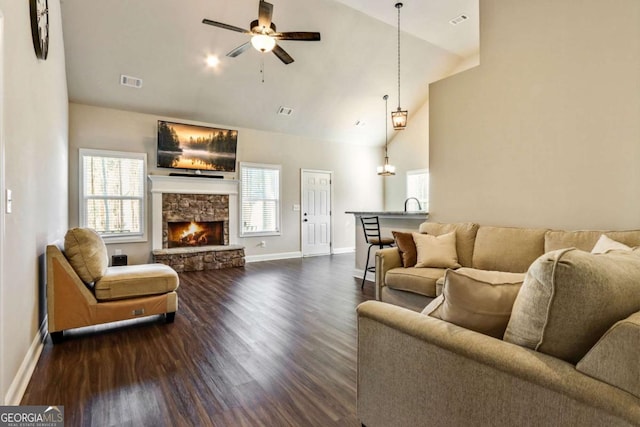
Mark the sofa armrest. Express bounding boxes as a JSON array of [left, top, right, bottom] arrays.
[[577, 311, 640, 399], [357, 301, 640, 427], [374, 248, 402, 300]]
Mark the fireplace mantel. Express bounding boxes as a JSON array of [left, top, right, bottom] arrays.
[[148, 175, 239, 251]]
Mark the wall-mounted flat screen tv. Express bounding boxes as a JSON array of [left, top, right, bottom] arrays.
[[157, 120, 238, 172]]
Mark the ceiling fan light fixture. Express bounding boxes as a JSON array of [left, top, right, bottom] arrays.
[[251, 34, 276, 52]]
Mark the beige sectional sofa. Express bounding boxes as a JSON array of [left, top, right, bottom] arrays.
[[359, 222, 640, 426], [375, 222, 640, 311]]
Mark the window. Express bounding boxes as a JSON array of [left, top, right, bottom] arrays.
[[79, 149, 147, 243], [406, 169, 429, 211], [239, 162, 281, 237]]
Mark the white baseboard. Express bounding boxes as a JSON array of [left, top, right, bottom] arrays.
[[332, 247, 355, 254], [5, 317, 47, 405], [245, 251, 303, 263]]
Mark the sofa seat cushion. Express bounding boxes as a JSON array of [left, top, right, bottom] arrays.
[[504, 248, 640, 364], [64, 228, 109, 284], [385, 267, 445, 298], [94, 264, 179, 301], [423, 268, 525, 338]]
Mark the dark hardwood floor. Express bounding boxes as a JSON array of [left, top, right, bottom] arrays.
[[22, 254, 374, 426]]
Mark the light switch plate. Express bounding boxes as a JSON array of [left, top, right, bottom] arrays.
[[293, 204, 300, 211]]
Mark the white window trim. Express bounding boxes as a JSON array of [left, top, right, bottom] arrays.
[[79, 148, 148, 244], [406, 168, 429, 211], [239, 162, 282, 238]]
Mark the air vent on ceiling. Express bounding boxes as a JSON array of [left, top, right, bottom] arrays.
[[277, 106, 294, 116], [449, 14, 469, 26], [120, 74, 143, 89]]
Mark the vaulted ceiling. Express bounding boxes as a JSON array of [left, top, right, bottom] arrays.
[[60, 0, 478, 146]]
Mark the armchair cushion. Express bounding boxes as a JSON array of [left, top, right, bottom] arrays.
[[94, 264, 179, 301], [504, 248, 640, 363], [64, 227, 108, 284], [423, 268, 525, 338]]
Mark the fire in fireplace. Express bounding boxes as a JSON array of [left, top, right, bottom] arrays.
[[167, 221, 224, 248]]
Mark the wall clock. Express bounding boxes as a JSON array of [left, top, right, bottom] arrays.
[[30, 0, 49, 60]]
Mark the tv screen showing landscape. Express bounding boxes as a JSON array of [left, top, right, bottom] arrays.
[[157, 121, 238, 172]]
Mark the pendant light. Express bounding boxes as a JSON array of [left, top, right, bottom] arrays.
[[391, 2, 408, 130], [377, 95, 396, 176]]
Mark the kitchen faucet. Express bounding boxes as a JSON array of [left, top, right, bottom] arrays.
[[404, 197, 422, 212]]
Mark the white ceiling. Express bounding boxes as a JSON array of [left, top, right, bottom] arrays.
[[60, 0, 478, 146]]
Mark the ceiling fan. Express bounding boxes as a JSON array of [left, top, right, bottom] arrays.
[[202, 0, 321, 65]]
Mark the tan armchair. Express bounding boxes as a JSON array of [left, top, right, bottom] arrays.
[[46, 228, 179, 343]]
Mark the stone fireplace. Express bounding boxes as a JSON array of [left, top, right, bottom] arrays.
[[148, 175, 245, 272]]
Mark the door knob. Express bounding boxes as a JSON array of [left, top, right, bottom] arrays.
[[303, 219, 308, 222]]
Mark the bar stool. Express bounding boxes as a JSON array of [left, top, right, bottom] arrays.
[[361, 216, 395, 289]]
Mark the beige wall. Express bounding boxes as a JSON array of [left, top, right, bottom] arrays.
[[69, 103, 383, 264], [429, 0, 640, 230], [0, 1, 69, 403], [383, 100, 430, 211]]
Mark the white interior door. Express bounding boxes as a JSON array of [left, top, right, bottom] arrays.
[[301, 170, 332, 256]]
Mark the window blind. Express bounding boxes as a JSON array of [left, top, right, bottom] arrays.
[[80, 150, 146, 239], [240, 163, 281, 235]]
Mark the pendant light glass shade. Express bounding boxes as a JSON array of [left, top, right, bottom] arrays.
[[378, 95, 396, 176], [392, 2, 408, 130]]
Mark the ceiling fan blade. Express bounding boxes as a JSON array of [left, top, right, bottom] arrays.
[[202, 19, 250, 34], [227, 42, 252, 58], [258, 1, 274, 30], [272, 44, 294, 65], [273, 32, 321, 41]]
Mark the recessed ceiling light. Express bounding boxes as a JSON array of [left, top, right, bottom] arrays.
[[449, 14, 469, 26], [206, 55, 220, 68]]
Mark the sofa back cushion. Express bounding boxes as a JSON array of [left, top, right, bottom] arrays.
[[472, 226, 547, 273], [417, 222, 479, 267], [504, 248, 640, 364], [64, 227, 109, 284], [545, 229, 640, 253]]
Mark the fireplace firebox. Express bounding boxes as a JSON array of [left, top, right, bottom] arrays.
[[167, 221, 224, 248]]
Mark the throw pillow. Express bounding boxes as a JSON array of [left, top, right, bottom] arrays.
[[412, 231, 461, 269], [392, 231, 418, 267], [504, 248, 640, 364], [591, 234, 632, 254], [64, 227, 109, 284], [423, 268, 525, 338]]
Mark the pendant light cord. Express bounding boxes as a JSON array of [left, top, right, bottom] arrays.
[[384, 94, 389, 155], [396, 3, 402, 110]]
